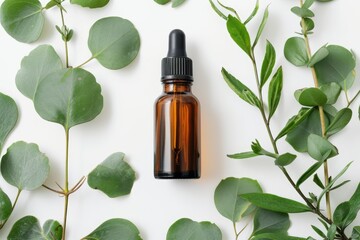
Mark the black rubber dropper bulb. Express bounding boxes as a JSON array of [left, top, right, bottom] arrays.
[[161, 29, 193, 81]]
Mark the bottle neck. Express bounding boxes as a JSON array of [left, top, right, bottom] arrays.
[[163, 81, 192, 93]]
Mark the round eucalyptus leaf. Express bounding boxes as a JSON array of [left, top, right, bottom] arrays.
[[166, 218, 222, 240], [284, 37, 309, 66], [8, 216, 62, 240], [214, 177, 262, 222], [83, 219, 142, 240], [252, 208, 290, 236], [70, 0, 110, 8], [294, 88, 328, 106], [16, 45, 63, 100], [0, 188, 12, 225], [0, 92, 18, 154], [88, 152, 136, 198], [88, 17, 140, 70], [314, 45, 356, 89], [154, 0, 170, 5], [319, 83, 341, 105], [1, 141, 50, 191], [34, 68, 103, 129], [0, 0, 44, 43]]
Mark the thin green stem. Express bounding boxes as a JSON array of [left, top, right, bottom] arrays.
[[0, 190, 22, 230], [63, 128, 70, 240], [347, 90, 360, 108], [233, 222, 240, 240], [76, 56, 95, 68], [59, 7, 69, 68]]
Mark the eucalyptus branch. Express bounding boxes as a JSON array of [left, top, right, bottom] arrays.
[[63, 128, 70, 240], [76, 56, 95, 68], [347, 90, 360, 107], [299, 0, 332, 221], [0, 190, 21, 230]]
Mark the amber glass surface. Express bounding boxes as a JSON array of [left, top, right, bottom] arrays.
[[154, 81, 201, 179]]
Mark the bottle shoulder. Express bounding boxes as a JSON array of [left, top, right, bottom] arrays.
[[155, 92, 200, 105]]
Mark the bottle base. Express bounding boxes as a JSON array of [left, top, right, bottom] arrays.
[[154, 171, 200, 179]]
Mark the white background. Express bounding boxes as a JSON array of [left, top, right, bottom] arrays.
[[1, 0, 360, 239]]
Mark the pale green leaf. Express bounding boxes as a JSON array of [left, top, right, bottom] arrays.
[[252, 208, 290, 236], [0, 188, 12, 226], [0, 92, 18, 154], [276, 108, 312, 140], [0, 0, 44, 43], [319, 83, 341, 105], [307, 134, 338, 161], [260, 40, 276, 88], [291, 6, 315, 18], [226, 15, 251, 57], [268, 67, 283, 119], [172, 0, 186, 8], [227, 152, 258, 159], [70, 0, 110, 8], [294, 88, 327, 106], [275, 153, 296, 167], [325, 108, 352, 136], [284, 37, 309, 66], [88, 152, 136, 198], [253, 5, 269, 48], [166, 218, 222, 240], [88, 17, 140, 70], [34, 68, 103, 130], [308, 46, 329, 67]]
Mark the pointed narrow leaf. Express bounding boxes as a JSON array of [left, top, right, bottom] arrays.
[[352, 226, 360, 240], [214, 177, 262, 222], [166, 218, 222, 240], [276, 108, 312, 140], [297, 161, 323, 187], [252, 208, 290, 235], [88, 17, 140, 70], [88, 152, 136, 198], [275, 153, 296, 167], [327, 224, 337, 240], [83, 219, 142, 240], [70, 0, 110, 8], [291, 6, 315, 18], [16, 45, 63, 100], [241, 193, 311, 213], [268, 67, 283, 118], [227, 152, 258, 159], [0, 93, 18, 154], [313, 174, 325, 189], [0, 0, 44, 43], [253, 5, 269, 48], [222, 68, 261, 108], [209, 0, 227, 20], [284, 37, 309, 66], [0, 188, 12, 225], [307, 134, 338, 161], [244, 0, 259, 24], [1, 141, 50, 191], [216, 0, 240, 20], [308, 46, 329, 67], [312, 225, 326, 238], [260, 41, 276, 88], [295, 88, 327, 106], [172, 0, 186, 8], [226, 15, 251, 56], [34, 68, 103, 129], [326, 108, 352, 136]]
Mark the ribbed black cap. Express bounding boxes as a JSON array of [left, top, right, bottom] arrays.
[[161, 29, 193, 82]]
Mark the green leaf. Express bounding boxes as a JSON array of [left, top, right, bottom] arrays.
[[252, 233, 305, 240], [308, 46, 329, 67], [0, 188, 12, 225], [327, 224, 337, 240], [8, 216, 62, 240], [291, 6, 315, 18], [227, 152, 258, 159], [275, 153, 296, 167], [88, 152, 136, 198], [296, 161, 323, 187], [352, 226, 360, 240], [70, 0, 110, 8], [313, 174, 325, 189], [286, 108, 329, 152], [303, 0, 315, 8], [241, 193, 311, 213], [166, 218, 222, 240], [312, 225, 326, 238], [276, 108, 312, 140], [335, 184, 360, 230], [226, 15, 252, 57], [0, 0, 44, 43], [307, 134, 338, 161], [88, 17, 140, 70], [209, 0, 227, 20], [244, 0, 259, 24], [252, 208, 290, 235], [319, 83, 341, 105], [314, 45, 356, 89], [16, 45, 63, 100], [294, 88, 327, 106], [214, 177, 262, 222], [326, 108, 352, 136], [172, 0, 186, 8], [284, 37, 309, 66], [44, 0, 57, 10], [216, 1, 240, 20], [154, 0, 171, 5], [333, 202, 351, 228], [260, 41, 276, 88], [302, 18, 315, 33], [222, 68, 261, 108], [268, 67, 283, 119], [253, 5, 269, 48], [0, 92, 18, 154], [1, 141, 49, 191], [83, 219, 142, 240], [34, 68, 103, 130]]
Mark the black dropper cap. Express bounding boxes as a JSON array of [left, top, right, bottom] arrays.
[[161, 29, 193, 82]]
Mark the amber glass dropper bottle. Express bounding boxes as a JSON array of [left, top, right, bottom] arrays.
[[154, 29, 201, 179]]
